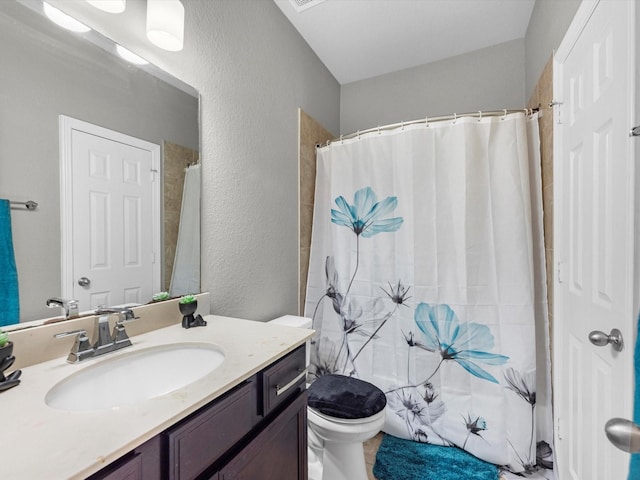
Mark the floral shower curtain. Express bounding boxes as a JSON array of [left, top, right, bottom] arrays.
[[305, 112, 554, 479]]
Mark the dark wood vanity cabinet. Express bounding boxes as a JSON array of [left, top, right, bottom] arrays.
[[216, 391, 307, 480], [89, 346, 307, 480]]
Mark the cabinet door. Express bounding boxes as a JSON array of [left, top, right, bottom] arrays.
[[167, 379, 258, 480], [219, 392, 308, 480]]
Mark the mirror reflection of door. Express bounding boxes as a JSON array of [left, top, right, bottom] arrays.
[[60, 116, 161, 311]]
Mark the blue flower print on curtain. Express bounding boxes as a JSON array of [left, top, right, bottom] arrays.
[[414, 303, 509, 384], [331, 186, 403, 237], [463, 414, 489, 450], [331, 186, 403, 298], [311, 187, 405, 378], [386, 303, 509, 446]]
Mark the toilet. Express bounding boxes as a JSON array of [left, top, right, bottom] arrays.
[[269, 316, 386, 480]]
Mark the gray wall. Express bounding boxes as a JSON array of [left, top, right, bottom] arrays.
[[48, 0, 341, 322], [524, 0, 581, 100], [340, 39, 526, 135], [340, 0, 582, 135], [192, 1, 340, 320], [0, 3, 198, 322]]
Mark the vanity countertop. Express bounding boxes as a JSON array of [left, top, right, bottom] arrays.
[[1, 315, 313, 479]]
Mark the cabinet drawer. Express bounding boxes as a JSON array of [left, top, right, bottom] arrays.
[[262, 346, 306, 415], [167, 379, 258, 480]]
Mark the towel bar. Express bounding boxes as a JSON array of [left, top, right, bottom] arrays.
[[9, 200, 38, 210]]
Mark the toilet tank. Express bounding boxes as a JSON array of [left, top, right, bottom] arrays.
[[269, 315, 312, 329], [269, 315, 313, 367]]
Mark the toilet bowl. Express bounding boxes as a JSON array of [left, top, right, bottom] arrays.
[[307, 406, 385, 480], [269, 316, 386, 480]]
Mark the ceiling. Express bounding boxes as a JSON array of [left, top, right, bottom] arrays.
[[273, 0, 536, 85]]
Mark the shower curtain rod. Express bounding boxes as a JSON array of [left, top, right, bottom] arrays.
[[320, 107, 540, 147]]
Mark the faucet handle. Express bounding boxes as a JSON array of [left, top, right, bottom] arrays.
[[115, 313, 139, 326], [54, 329, 87, 339], [54, 329, 93, 363], [112, 315, 138, 347]]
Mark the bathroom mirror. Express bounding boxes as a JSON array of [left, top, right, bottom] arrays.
[[0, 1, 200, 327]]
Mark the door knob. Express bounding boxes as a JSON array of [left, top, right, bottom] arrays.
[[605, 418, 640, 453], [588, 328, 624, 352], [77, 277, 91, 287]]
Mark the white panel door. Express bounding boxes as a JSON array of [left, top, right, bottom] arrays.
[[60, 117, 161, 310], [554, 1, 636, 479]]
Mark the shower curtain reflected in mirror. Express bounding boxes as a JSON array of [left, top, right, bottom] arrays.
[[170, 164, 201, 296], [305, 112, 554, 479]]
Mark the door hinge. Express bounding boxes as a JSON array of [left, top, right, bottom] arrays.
[[557, 261, 566, 284], [550, 100, 563, 125], [556, 416, 562, 440], [150, 168, 159, 182]]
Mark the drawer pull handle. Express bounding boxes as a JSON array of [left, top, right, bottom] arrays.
[[275, 369, 308, 396]]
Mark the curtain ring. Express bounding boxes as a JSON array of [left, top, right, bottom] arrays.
[[425, 116, 429, 127], [377, 126, 381, 135], [501, 109, 507, 120], [401, 121, 404, 130], [478, 110, 482, 122], [453, 113, 457, 124], [340, 134, 344, 144], [357, 130, 360, 139]]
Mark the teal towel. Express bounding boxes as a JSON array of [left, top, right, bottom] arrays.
[[373, 434, 499, 480], [0, 200, 19, 326], [630, 314, 640, 479]]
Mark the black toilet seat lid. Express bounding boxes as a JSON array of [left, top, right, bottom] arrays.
[[307, 374, 387, 420]]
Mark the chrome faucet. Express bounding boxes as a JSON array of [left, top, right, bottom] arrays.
[[46, 297, 79, 319], [93, 307, 137, 352], [54, 307, 138, 363]]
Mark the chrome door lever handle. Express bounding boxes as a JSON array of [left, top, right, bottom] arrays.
[[588, 328, 624, 352], [605, 418, 640, 453]]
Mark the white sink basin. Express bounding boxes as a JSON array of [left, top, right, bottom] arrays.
[[45, 343, 225, 411]]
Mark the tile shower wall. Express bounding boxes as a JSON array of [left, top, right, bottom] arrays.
[[298, 109, 335, 314], [527, 56, 554, 340]]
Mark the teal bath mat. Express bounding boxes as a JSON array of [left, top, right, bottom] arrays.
[[373, 434, 499, 480]]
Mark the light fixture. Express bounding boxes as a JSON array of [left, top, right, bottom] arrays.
[[43, 2, 91, 33], [116, 45, 148, 65], [146, 0, 184, 52], [86, 0, 126, 14]]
